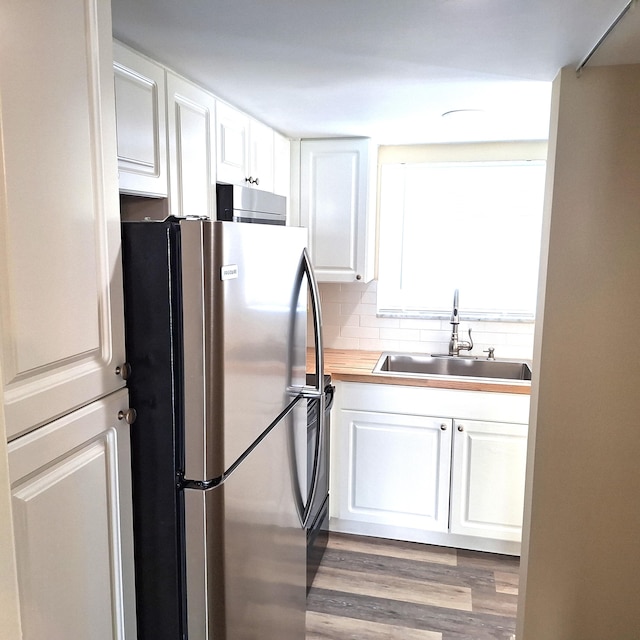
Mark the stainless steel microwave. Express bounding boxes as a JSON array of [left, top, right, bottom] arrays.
[[216, 183, 286, 225]]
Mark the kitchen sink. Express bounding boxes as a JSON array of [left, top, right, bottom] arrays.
[[373, 352, 532, 381]]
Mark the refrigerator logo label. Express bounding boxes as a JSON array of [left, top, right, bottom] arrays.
[[220, 264, 238, 281]]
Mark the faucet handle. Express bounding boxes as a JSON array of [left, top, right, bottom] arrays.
[[483, 347, 495, 360]]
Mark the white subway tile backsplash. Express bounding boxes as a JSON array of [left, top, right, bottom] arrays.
[[360, 291, 378, 305], [327, 289, 363, 303], [422, 342, 446, 354], [399, 318, 442, 330], [322, 325, 342, 345], [316, 281, 535, 359], [379, 327, 421, 342], [343, 302, 377, 317], [327, 335, 360, 350], [369, 339, 403, 351], [359, 315, 400, 329], [340, 325, 380, 340], [318, 283, 342, 302], [470, 331, 509, 346], [359, 338, 387, 351], [419, 329, 447, 344], [336, 313, 360, 328], [320, 302, 343, 324]]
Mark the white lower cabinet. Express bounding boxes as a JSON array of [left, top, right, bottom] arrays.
[[340, 410, 452, 532], [332, 382, 529, 554], [7, 389, 137, 640], [450, 419, 528, 542]]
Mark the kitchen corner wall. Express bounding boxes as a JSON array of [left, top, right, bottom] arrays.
[[318, 280, 535, 360]]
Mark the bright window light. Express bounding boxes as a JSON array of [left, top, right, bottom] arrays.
[[377, 160, 546, 320]]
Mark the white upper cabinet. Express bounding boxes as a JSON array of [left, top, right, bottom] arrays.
[[216, 101, 274, 191], [112, 46, 287, 206], [273, 131, 291, 199], [299, 138, 377, 282], [0, 0, 127, 439], [248, 118, 275, 193], [113, 42, 168, 197], [216, 101, 249, 185], [166, 72, 217, 218]]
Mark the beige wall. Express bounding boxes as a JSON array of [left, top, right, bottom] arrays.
[[0, 364, 22, 639], [518, 64, 640, 639]]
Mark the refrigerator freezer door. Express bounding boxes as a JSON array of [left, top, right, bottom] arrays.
[[184, 401, 307, 640], [180, 220, 308, 482]]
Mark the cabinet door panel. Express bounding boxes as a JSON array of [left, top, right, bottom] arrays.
[[339, 409, 452, 532], [113, 42, 168, 197], [0, 0, 126, 439], [167, 73, 216, 218], [300, 138, 375, 282], [216, 101, 249, 185], [451, 420, 527, 541], [249, 118, 274, 192], [273, 131, 291, 199], [8, 389, 136, 640]]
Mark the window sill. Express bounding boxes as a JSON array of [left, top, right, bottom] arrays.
[[377, 309, 535, 323]]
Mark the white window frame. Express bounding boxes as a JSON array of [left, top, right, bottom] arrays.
[[377, 158, 547, 321]]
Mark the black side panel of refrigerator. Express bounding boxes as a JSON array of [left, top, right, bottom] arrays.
[[121, 220, 186, 640]]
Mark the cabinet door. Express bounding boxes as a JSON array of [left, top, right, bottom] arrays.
[[450, 419, 527, 542], [337, 409, 452, 532], [273, 131, 291, 199], [216, 101, 250, 186], [113, 42, 168, 197], [167, 73, 217, 218], [0, 0, 126, 439], [249, 118, 274, 192], [8, 389, 136, 640], [300, 138, 376, 282]]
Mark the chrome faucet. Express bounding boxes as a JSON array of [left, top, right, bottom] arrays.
[[448, 289, 473, 356]]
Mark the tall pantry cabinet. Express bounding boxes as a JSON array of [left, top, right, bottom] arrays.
[[0, 0, 137, 638]]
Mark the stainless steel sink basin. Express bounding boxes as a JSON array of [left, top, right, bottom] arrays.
[[373, 352, 532, 381]]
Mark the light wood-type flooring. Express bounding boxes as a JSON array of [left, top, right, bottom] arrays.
[[306, 532, 518, 640]]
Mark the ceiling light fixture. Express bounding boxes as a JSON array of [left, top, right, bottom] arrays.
[[441, 109, 485, 118]]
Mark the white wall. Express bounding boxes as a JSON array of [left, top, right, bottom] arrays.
[[518, 64, 640, 639], [320, 280, 535, 360]]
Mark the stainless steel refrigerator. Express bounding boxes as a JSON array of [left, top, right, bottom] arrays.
[[121, 214, 324, 640]]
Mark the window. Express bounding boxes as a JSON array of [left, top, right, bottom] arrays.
[[377, 159, 546, 320]]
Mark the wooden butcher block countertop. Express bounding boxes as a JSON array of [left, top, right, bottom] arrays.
[[314, 349, 531, 395]]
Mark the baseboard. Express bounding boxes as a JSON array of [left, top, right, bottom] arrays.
[[329, 517, 521, 556]]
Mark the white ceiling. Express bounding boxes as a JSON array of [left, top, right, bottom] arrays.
[[111, 0, 640, 145]]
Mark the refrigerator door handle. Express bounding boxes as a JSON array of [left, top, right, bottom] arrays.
[[288, 248, 325, 401], [301, 247, 325, 529], [286, 247, 326, 528], [304, 247, 324, 395], [288, 248, 325, 400]]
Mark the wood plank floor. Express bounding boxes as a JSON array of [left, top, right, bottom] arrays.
[[306, 532, 519, 640]]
